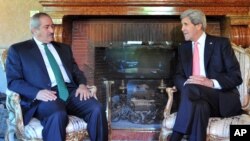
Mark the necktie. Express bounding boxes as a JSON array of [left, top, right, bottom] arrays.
[[192, 41, 200, 75], [43, 43, 69, 101]]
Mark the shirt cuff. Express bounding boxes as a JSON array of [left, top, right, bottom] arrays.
[[211, 79, 222, 89]]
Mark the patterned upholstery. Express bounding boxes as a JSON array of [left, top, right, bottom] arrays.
[[0, 49, 7, 72], [23, 116, 87, 139], [5, 87, 97, 141], [159, 44, 250, 141]]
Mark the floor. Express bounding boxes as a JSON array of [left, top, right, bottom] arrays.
[[0, 131, 159, 141], [111, 129, 159, 140]]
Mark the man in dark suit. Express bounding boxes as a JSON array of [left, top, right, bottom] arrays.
[[170, 9, 242, 141], [6, 12, 108, 141]]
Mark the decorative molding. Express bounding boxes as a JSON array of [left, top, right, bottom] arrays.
[[230, 26, 250, 48], [227, 15, 250, 25], [40, 0, 250, 7], [40, 0, 250, 17], [39, 0, 250, 47], [54, 25, 63, 43]]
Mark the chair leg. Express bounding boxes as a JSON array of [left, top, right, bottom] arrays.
[[5, 117, 16, 141]]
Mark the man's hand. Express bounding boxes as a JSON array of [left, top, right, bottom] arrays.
[[75, 84, 93, 101], [186, 75, 214, 88], [36, 89, 57, 101]]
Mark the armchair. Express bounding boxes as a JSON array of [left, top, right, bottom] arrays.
[[1, 49, 96, 141], [159, 44, 250, 141]]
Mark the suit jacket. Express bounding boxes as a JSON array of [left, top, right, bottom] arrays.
[[6, 39, 87, 125], [174, 34, 242, 117]]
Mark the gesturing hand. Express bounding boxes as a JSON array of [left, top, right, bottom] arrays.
[[186, 75, 214, 88], [36, 89, 57, 101]]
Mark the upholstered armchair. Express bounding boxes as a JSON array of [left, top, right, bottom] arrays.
[[159, 44, 250, 141], [5, 88, 97, 141], [1, 49, 96, 141]]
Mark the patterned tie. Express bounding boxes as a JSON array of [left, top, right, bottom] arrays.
[[192, 41, 200, 75], [43, 43, 69, 101]]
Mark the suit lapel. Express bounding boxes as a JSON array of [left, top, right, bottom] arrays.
[[204, 35, 214, 70], [52, 43, 73, 81], [183, 42, 193, 76], [52, 43, 65, 63], [30, 39, 49, 75]]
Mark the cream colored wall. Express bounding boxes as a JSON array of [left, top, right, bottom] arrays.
[[0, 0, 43, 49]]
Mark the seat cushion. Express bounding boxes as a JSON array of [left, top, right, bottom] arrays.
[[162, 113, 250, 139], [207, 114, 250, 139], [24, 115, 87, 139]]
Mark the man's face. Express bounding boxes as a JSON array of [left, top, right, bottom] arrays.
[[33, 16, 54, 43], [181, 17, 202, 41]]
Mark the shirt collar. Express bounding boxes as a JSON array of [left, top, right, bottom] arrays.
[[193, 32, 206, 45], [33, 37, 44, 46], [33, 37, 53, 47]]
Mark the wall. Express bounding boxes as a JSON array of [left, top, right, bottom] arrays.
[[0, 0, 42, 49], [0, 0, 42, 92]]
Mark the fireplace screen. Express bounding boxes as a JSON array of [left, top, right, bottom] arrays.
[[110, 79, 168, 130], [94, 41, 179, 130], [95, 41, 177, 80]]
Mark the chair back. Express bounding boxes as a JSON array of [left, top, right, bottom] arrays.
[[232, 44, 250, 112], [1, 49, 8, 71]]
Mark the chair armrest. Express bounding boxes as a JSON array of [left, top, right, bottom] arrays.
[[5, 89, 25, 140], [163, 87, 177, 118], [242, 94, 250, 114]]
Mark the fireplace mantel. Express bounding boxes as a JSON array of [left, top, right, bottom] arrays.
[[40, 0, 250, 47], [40, 0, 250, 17]]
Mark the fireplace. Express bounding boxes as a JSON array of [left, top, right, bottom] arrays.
[[63, 15, 221, 130], [94, 41, 178, 129], [68, 16, 221, 104]]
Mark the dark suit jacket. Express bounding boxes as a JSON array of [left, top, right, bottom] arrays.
[[6, 39, 87, 125], [174, 34, 242, 117]]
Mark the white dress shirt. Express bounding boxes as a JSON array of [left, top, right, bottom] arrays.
[[34, 38, 71, 87], [193, 32, 221, 89]]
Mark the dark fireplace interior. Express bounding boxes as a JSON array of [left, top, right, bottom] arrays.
[[64, 15, 222, 130], [95, 41, 177, 79], [95, 41, 178, 129]]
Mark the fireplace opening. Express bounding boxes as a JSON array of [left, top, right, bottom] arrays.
[[95, 41, 178, 80], [94, 41, 179, 130]]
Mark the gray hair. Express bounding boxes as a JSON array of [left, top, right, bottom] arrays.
[[180, 9, 207, 31], [30, 12, 51, 30]]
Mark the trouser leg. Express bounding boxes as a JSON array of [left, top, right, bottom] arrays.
[[173, 84, 220, 139], [34, 100, 68, 141], [189, 100, 210, 141], [67, 94, 108, 141]]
